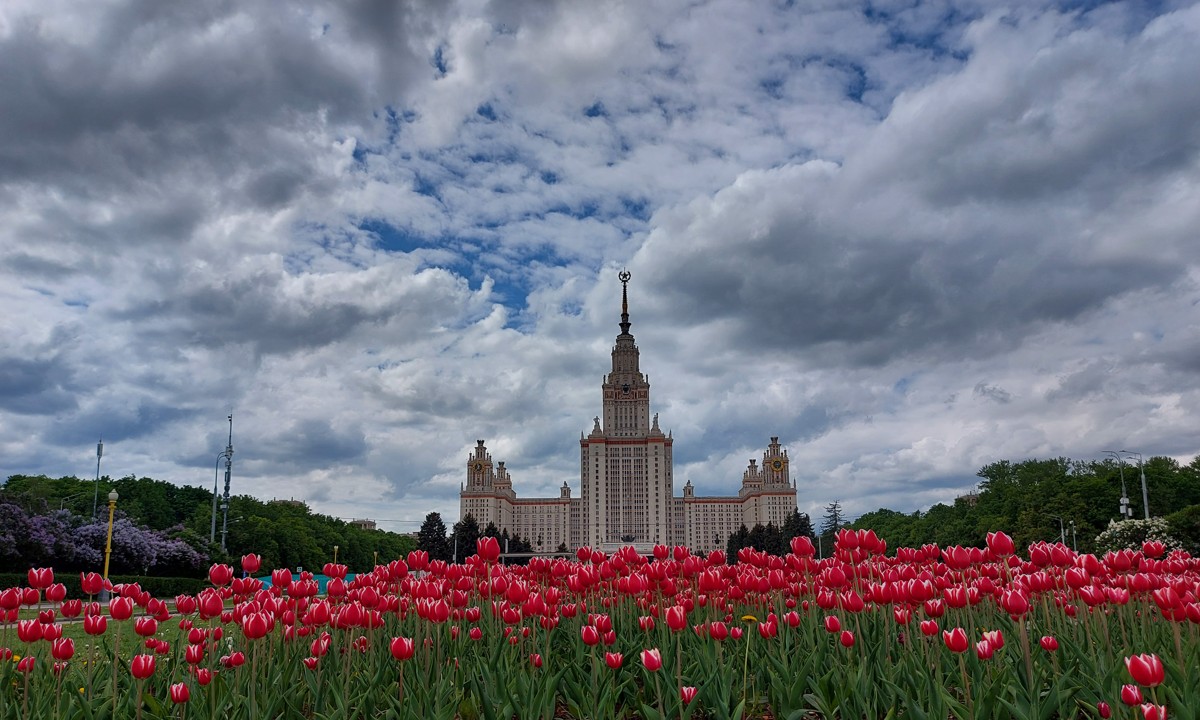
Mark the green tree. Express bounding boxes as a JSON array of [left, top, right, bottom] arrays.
[[417, 512, 451, 563], [782, 509, 815, 543], [820, 500, 844, 536], [451, 513, 481, 563], [725, 524, 749, 563]]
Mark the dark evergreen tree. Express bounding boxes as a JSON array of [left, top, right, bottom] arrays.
[[820, 500, 844, 536], [763, 522, 787, 556], [416, 512, 451, 563], [746, 523, 768, 552], [450, 513, 481, 563], [726, 524, 750, 563], [482, 521, 501, 539], [782, 509, 815, 542]]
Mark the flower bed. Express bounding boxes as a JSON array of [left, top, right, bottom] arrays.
[[1, 532, 1196, 719]]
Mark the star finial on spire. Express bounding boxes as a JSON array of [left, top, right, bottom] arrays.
[[618, 268, 631, 335]]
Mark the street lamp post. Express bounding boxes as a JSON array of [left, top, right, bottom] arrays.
[[91, 439, 103, 521], [1050, 516, 1066, 545], [1121, 451, 1150, 520], [1104, 450, 1131, 519], [101, 489, 119, 602], [220, 415, 234, 553], [1070, 521, 1077, 552], [333, 545, 339, 564], [209, 416, 234, 549]]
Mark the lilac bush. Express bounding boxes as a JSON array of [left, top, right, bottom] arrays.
[[0, 500, 207, 574]]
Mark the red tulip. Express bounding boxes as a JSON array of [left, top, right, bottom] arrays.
[[134, 617, 158, 637], [605, 652, 623, 669], [241, 612, 272, 640], [1142, 541, 1166, 559], [241, 554, 262, 574], [839, 631, 855, 648], [197, 589, 224, 619], [27, 567, 53, 590], [790, 536, 816, 557], [16, 656, 34, 673], [1097, 701, 1112, 718], [84, 615, 108, 636], [51, 637, 75, 661], [975, 639, 994, 660], [919, 620, 939, 637], [61, 599, 82, 618], [477, 537, 501, 563], [390, 637, 415, 661], [681, 686, 698, 705], [641, 648, 663, 672], [986, 531, 1015, 557], [208, 564, 234, 587], [943, 627, 968, 653], [46, 583, 67, 602], [758, 619, 778, 639], [824, 615, 841, 633], [1125, 654, 1165, 687], [194, 668, 213, 686], [109, 596, 134, 621], [1141, 703, 1168, 720], [303, 657, 319, 670], [999, 589, 1031, 617], [708, 621, 729, 641], [185, 644, 205, 664], [638, 615, 655, 632], [130, 654, 156, 680], [79, 572, 105, 596], [982, 630, 1004, 650], [581, 625, 601, 646], [1040, 636, 1058, 652], [1122, 685, 1144, 706], [170, 683, 190, 704], [530, 653, 543, 668], [666, 605, 687, 632], [17, 619, 43, 643], [271, 568, 293, 590], [469, 627, 483, 641]]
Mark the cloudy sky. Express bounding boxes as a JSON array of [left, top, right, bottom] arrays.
[[2, 0, 1198, 534]]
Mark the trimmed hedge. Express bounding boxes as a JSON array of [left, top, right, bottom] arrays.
[[0, 572, 208, 598]]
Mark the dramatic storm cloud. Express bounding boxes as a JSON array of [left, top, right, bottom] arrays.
[[2, 0, 1197, 531]]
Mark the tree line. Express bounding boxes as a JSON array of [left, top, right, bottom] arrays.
[[839, 456, 1200, 555], [1, 474, 417, 575]]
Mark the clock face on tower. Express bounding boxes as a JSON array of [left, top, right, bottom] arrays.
[[474, 462, 483, 472], [771, 459, 784, 471]]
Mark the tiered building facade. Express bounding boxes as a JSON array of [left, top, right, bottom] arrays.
[[459, 271, 798, 553]]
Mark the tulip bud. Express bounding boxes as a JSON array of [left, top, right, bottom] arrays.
[[1125, 653, 1165, 687], [641, 648, 663, 671], [1121, 684, 1144, 706], [130, 654, 156, 680]]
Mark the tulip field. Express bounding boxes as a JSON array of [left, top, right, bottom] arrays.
[[2, 531, 1199, 719]]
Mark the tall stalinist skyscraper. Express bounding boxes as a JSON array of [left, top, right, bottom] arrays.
[[460, 270, 798, 553], [580, 269, 673, 547]]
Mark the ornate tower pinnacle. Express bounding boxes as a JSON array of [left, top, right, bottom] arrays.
[[618, 268, 631, 336]]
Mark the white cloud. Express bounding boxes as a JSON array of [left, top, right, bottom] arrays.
[[1, 0, 1198, 535]]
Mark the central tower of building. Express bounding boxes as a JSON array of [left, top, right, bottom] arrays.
[[580, 270, 673, 549]]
